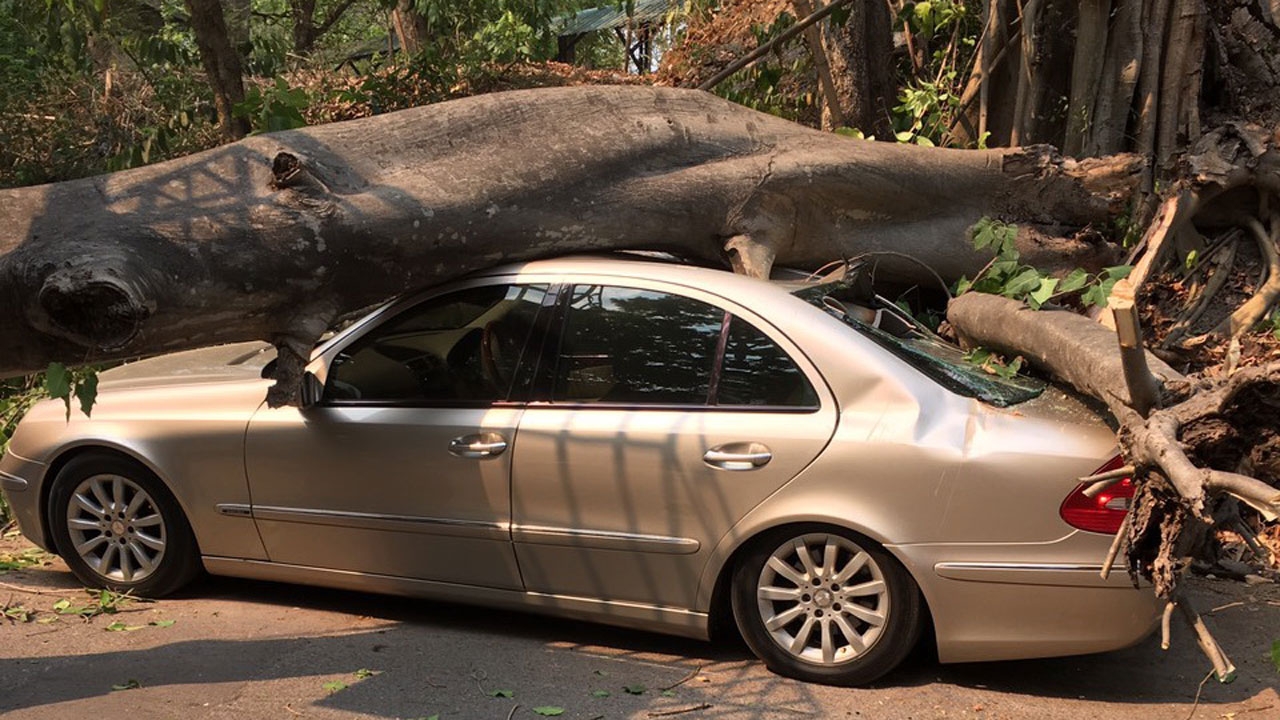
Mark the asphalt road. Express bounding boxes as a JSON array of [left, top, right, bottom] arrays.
[[1, 534, 1277, 720]]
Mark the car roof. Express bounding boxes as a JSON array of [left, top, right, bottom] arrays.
[[466, 253, 816, 315]]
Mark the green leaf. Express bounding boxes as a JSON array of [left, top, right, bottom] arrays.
[[490, 689, 513, 698], [322, 680, 347, 694], [150, 619, 176, 628], [1080, 283, 1109, 309], [75, 372, 98, 417], [104, 621, 143, 632], [355, 668, 378, 679], [111, 679, 141, 691], [1270, 640, 1280, 673], [1000, 268, 1044, 298], [591, 689, 610, 698], [661, 689, 677, 697], [532, 707, 564, 716], [1058, 268, 1090, 294], [953, 275, 973, 296], [1027, 278, 1059, 310], [44, 363, 70, 399], [623, 684, 646, 695], [1102, 264, 1134, 281]]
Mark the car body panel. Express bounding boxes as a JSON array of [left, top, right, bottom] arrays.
[[244, 403, 525, 588], [0, 256, 1160, 666]]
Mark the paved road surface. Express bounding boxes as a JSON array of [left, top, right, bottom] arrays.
[[1, 536, 1277, 719]]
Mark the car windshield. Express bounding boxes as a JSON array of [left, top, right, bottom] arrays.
[[790, 281, 1044, 407]]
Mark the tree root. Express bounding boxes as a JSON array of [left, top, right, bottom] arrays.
[[1219, 212, 1280, 345]]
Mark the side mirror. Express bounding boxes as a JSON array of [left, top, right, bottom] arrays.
[[299, 371, 324, 409]]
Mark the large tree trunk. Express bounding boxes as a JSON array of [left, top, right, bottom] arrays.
[[0, 86, 1138, 401], [816, 0, 895, 138], [391, 0, 430, 57], [185, 0, 250, 140]]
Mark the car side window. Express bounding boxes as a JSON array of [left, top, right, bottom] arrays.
[[715, 316, 818, 408], [326, 284, 549, 403], [552, 285, 723, 405], [548, 285, 818, 409]]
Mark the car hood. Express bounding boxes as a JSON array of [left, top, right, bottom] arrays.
[[97, 342, 276, 391]]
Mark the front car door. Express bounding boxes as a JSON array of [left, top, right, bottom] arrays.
[[510, 279, 838, 611], [244, 280, 551, 588]]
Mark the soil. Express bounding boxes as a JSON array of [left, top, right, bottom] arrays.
[[2, 531, 1278, 720]]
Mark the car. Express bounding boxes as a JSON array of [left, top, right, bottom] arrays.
[[0, 255, 1159, 686]]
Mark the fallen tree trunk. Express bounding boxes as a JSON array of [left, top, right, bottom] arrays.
[[0, 85, 1140, 402]]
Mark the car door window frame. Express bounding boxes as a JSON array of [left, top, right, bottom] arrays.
[[526, 279, 827, 414]]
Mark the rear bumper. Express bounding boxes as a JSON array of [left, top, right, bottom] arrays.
[[892, 543, 1162, 663]]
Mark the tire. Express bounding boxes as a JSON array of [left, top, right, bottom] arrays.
[[48, 453, 201, 597], [731, 525, 923, 686]]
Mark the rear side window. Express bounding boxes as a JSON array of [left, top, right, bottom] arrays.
[[552, 286, 722, 404], [717, 317, 818, 407], [547, 285, 817, 409]]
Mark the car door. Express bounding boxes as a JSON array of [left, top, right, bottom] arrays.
[[244, 281, 551, 588], [510, 280, 838, 610]]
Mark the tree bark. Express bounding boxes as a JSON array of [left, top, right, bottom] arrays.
[[817, 0, 895, 139], [0, 85, 1140, 392], [392, 0, 429, 57], [185, 0, 250, 140]]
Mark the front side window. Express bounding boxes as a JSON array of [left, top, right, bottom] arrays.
[[548, 284, 818, 409], [326, 284, 548, 403]]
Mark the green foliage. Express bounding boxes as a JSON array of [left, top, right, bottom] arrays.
[[43, 363, 99, 421], [0, 547, 51, 573], [1270, 639, 1280, 673], [963, 348, 1024, 380], [111, 679, 142, 691], [710, 12, 816, 123], [235, 78, 311, 133], [889, 0, 981, 147], [1264, 309, 1280, 340], [532, 708, 564, 717], [954, 217, 1132, 310]]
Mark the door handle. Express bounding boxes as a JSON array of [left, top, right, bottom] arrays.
[[703, 442, 772, 471], [449, 432, 509, 459]]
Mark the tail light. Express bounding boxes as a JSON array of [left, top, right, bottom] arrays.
[[1060, 456, 1134, 534]]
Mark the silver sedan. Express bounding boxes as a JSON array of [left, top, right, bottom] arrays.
[[0, 255, 1159, 686]]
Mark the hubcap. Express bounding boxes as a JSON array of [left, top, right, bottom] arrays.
[[66, 474, 166, 584], [756, 533, 890, 666]]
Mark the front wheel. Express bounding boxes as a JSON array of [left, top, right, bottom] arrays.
[[731, 526, 923, 686], [48, 453, 201, 597]]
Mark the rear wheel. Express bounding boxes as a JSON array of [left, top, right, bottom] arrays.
[[48, 453, 201, 597], [731, 526, 922, 686]]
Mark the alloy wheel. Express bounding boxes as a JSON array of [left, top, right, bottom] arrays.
[[65, 474, 167, 583], [754, 532, 891, 666]]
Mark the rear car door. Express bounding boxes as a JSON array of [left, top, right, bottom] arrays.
[[244, 281, 551, 588], [510, 280, 838, 610]]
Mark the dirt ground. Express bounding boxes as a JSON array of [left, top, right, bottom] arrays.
[[1, 532, 1277, 720]]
